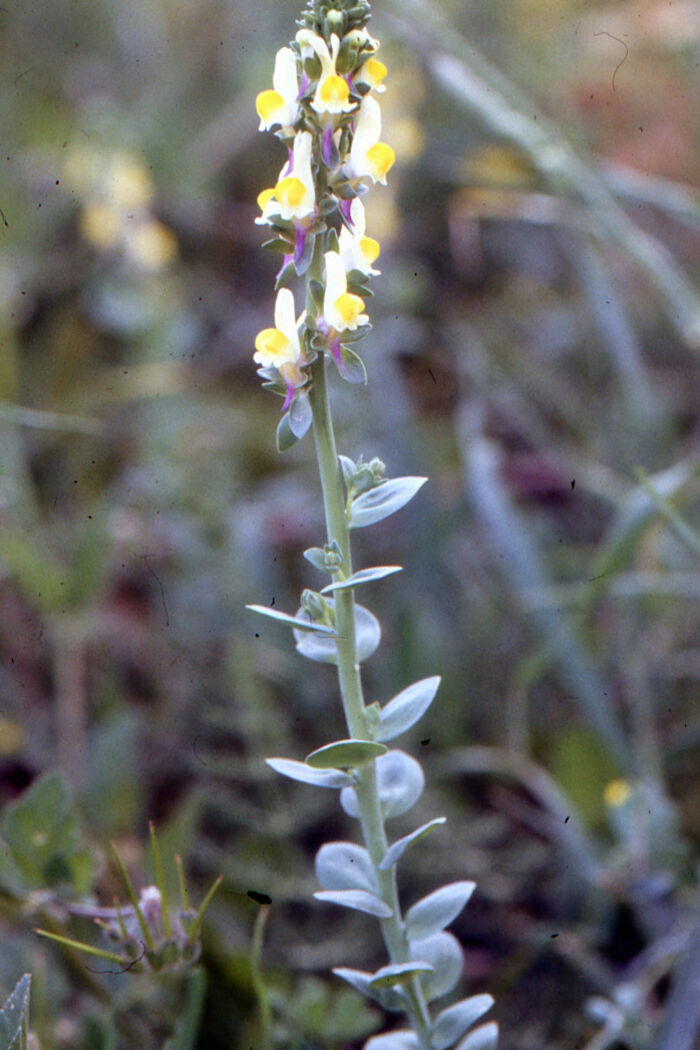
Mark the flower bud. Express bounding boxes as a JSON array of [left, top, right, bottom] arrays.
[[301, 589, 333, 624]]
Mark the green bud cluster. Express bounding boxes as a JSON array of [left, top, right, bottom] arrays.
[[297, 0, 372, 38]]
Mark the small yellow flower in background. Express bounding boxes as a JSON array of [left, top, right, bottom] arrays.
[[323, 250, 368, 333], [338, 198, 380, 276], [106, 153, 153, 211], [0, 716, 24, 756], [256, 47, 300, 132], [348, 96, 395, 184], [604, 779, 632, 808], [125, 220, 178, 270], [70, 147, 176, 271], [79, 201, 122, 249]]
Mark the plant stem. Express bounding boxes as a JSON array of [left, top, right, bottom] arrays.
[[250, 904, 272, 1048], [308, 352, 433, 1048]]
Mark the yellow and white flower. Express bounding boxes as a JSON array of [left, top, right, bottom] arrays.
[[322, 250, 368, 333], [255, 47, 300, 132], [338, 198, 380, 276], [297, 30, 356, 116], [257, 131, 316, 225], [254, 287, 307, 407], [355, 56, 387, 94], [348, 96, 395, 185]]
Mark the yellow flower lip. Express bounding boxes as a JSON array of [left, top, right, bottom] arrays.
[[254, 327, 294, 366], [256, 89, 285, 121], [366, 142, 395, 180], [275, 176, 307, 209], [319, 74, 350, 107], [360, 235, 380, 265], [362, 57, 387, 87], [257, 188, 276, 210], [334, 292, 365, 326]]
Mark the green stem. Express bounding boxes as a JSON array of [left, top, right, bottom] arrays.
[[250, 904, 272, 1048], [308, 351, 433, 1048]]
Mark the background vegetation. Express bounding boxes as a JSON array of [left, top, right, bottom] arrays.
[[0, 0, 698, 1047]]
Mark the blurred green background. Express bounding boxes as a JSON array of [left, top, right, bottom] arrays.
[[0, 0, 699, 1047]]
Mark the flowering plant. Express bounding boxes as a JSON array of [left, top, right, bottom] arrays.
[[249, 2, 498, 1048]]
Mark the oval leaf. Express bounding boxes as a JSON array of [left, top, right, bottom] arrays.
[[364, 1032, 419, 1050], [332, 967, 373, 998], [341, 750, 424, 820], [315, 841, 377, 894], [409, 932, 463, 1003], [379, 817, 447, 871], [333, 968, 407, 1013], [405, 881, 476, 941], [306, 739, 387, 769], [338, 454, 356, 485], [288, 390, 312, 438], [276, 411, 298, 452], [455, 1021, 499, 1050], [321, 565, 403, 593], [433, 995, 495, 1050], [338, 344, 368, 384], [303, 546, 328, 572], [266, 757, 353, 789], [314, 889, 392, 918], [246, 605, 336, 634], [369, 962, 434, 990], [375, 676, 441, 742], [294, 602, 380, 664], [349, 476, 427, 528]]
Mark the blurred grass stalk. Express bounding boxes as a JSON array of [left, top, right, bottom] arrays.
[[459, 420, 632, 772], [385, 0, 700, 351]]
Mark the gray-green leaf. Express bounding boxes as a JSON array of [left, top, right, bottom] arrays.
[[375, 676, 441, 742], [332, 968, 405, 1013], [246, 605, 336, 634], [315, 841, 377, 894], [455, 1021, 499, 1050], [341, 750, 424, 820], [266, 757, 353, 789], [369, 962, 434, 990], [364, 1031, 419, 1050], [378, 817, 447, 871], [276, 411, 298, 452], [306, 739, 387, 769], [321, 565, 402, 593], [0, 974, 31, 1050], [314, 889, 392, 918], [338, 344, 368, 384], [409, 932, 463, 1002], [432, 995, 495, 1050], [405, 881, 476, 941], [349, 476, 427, 528], [288, 390, 312, 438], [294, 601, 380, 664]]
